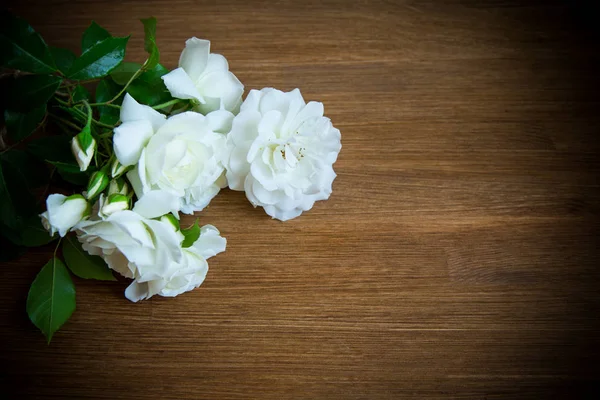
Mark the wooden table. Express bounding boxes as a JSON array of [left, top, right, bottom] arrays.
[[2, 1, 599, 398]]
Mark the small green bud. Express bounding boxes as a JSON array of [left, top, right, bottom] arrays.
[[71, 134, 95, 172], [160, 214, 180, 232], [85, 171, 109, 200], [110, 159, 128, 178], [107, 178, 130, 197], [100, 193, 129, 217]]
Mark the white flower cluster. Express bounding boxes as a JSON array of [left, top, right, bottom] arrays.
[[41, 37, 341, 302]]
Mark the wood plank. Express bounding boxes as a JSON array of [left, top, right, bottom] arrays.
[[1, 0, 600, 399]]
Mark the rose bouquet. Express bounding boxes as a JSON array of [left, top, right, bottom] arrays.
[[0, 11, 341, 342]]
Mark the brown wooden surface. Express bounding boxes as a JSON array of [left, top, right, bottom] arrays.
[[2, 0, 600, 399]]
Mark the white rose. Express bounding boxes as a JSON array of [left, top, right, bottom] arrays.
[[225, 88, 341, 221], [113, 93, 166, 167], [125, 224, 226, 301], [114, 94, 232, 217], [40, 193, 90, 237], [161, 37, 244, 114], [75, 210, 226, 302]]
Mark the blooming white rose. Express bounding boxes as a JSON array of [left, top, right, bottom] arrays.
[[125, 224, 226, 300], [161, 37, 244, 114], [75, 210, 226, 302], [114, 94, 232, 217], [40, 193, 90, 237], [225, 88, 341, 221]]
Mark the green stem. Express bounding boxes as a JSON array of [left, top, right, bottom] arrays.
[[153, 99, 183, 110], [72, 102, 114, 130], [61, 78, 99, 87], [0, 141, 20, 155], [102, 137, 111, 153], [47, 113, 82, 131], [82, 101, 93, 127], [93, 119, 115, 129], [54, 97, 71, 107], [88, 102, 121, 109], [106, 68, 144, 104], [171, 102, 192, 114], [68, 105, 88, 123], [98, 131, 113, 138]]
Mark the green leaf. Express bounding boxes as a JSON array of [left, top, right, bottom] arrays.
[[81, 21, 111, 53], [63, 236, 115, 281], [28, 135, 73, 163], [135, 63, 168, 85], [1, 149, 48, 189], [0, 227, 25, 261], [95, 79, 122, 125], [128, 63, 172, 106], [47, 161, 88, 185], [67, 36, 129, 80], [0, 154, 37, 229], [0, 11, 56, 74], [50, 47, 76, 74], [72, 85, 91, 103], [181, 219, 200, 248], [28, 135, 91, 185], [0, 214, 55, 248], [26, 257, 76, 343], [4, 105, 46, 141], [0, 161, 22, 232], [140, 17, 159, 69], [6, 75, 62, 111], [109, 61, 142, 85], [17, 215, 57, 247]]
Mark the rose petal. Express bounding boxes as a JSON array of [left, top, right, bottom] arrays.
[[195, 70, 244, 112], [162, 67, 205, 102], [263, 204, 304, 221], [206, 109, 234, 134], [290, 101, 324, 132], [132, 190, 181, 219], [188, 224, 227, 259], [229, 110, 261, 145], [125, 281, 150, 302], [250, 160, 277, 191], [113, 120, 154, 166], [240, 89, 264, 113], [179, 37, 210, 81], [203, 53, 228, 74], [120, 93, 166, 131]]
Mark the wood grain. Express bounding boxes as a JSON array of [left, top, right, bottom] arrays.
[[1, 0, 600, 399]]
